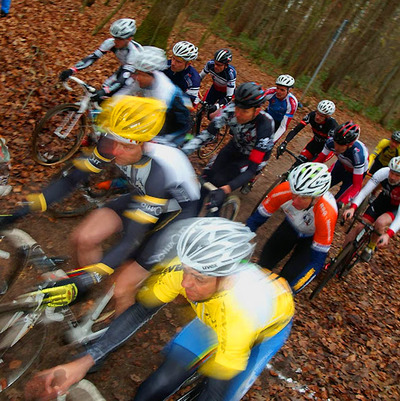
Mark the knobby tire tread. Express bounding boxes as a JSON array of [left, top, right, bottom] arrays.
[[32, 103, 87, 166]]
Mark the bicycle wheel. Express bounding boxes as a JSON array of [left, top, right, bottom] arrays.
[[309, 242, 356, 300], [32, 103, 87, 166], [250, 175, 286, 215], [0, 316, 46, 393], [338, 232, 370, 278], [47, 185, 97, 218], [197, 126, 229, 160], [218, 195, 241, 221]]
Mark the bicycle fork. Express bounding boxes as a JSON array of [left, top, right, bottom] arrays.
[[64, 285, 114, 345]]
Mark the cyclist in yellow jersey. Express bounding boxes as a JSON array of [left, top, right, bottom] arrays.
[[368, 131, 400, 174], [31, 218, 294, 401]]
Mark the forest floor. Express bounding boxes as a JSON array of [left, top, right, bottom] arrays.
[[0, 0, 399, 400]]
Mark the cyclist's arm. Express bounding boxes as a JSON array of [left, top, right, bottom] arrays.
[[163, 90, 192, 140], [199, 61, 211, 81], [247, 181, 292, 231], [386, 203, 400, 239], [223, 67, 236, 104], [273, 95, 298, 143], [337, 146, 369, 205], [72, 39, 113, 71], [368, 139, 388, 170], [313, 143, 332, 163], [349, 168, 385, 209], [87, 261, 183, 362], [185, 71, 201, 103], [336, 171, 364, 205], [284, 113, 310, 143], [181, 105, 231, 155], [226, 116, 274, 191]]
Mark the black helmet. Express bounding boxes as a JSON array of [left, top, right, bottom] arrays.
[[333, 121, 360, 145], [234, 82, 267, 109], [391, 130, 400, 142], [214, 48, 232, 64]]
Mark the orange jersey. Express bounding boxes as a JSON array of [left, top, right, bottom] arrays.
[[259, 181, 338, 253]]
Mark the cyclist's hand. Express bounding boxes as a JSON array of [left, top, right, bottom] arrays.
[[59, 69, 74, 82], [343, 208, 355, 221], [276, 141, 287, 158], [91, 89, 107, 104], [27, 280, 78, 307], [377, 233, 390, 248], [208, 188, 226, 209]]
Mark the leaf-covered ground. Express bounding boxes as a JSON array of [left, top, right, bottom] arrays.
[[1, 0, 399, 400]]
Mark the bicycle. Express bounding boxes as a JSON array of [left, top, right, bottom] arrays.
[[191, 101, 229, 160], [309, 213, 380, 300], [250, 147, 306, 215], [31, 76, 101, 166], [46, 165, 130, 218], [197, 178, 240, 221], [0, 228, 71, 392]]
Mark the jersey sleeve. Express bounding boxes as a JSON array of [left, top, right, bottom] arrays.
[[368, 139, 390, 169], [273, 94, 298, 143], [225, 66, 237, 98], [74, 38, 113, 71], [312, 198, 337, 254], [314, 139, 334, 162], [259, 181, 293, 216], [138, 258, 184, 306], [351, 168, 387, 207]]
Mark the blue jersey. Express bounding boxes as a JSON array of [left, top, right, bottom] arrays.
[[265, 88, 298, 143], [322, 138, 369, 175], [163, 61, 201, 103], [200, 61, 236, 98]]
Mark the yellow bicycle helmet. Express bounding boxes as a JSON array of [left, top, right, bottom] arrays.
[[97, 96, 167, 144]]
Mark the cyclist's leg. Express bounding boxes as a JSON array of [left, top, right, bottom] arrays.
[[134, 318, 217, 401], [70, 195, 130, 265], [278, 237, 321, 293], [204, 142, 244, 187], [258, 220, 299, 270], [204, 85, 225, 107], [223, 320, 293, 401], [71, 208, 123, 266], [301, 138, 324, 161], [329, 162, 349, 200]]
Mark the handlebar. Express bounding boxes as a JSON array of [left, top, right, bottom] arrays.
[[277, 146, 308, 164], [63, 76, 97, 94]]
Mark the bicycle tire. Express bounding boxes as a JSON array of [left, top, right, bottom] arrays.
[[250, 174, 286, 215], [338, 231, 370, 278], [32, 103, 87, 166], [309, 242, 356, 300], [197, 126, 228, 160], [0, 319, 46, 393], [218, 195, 241, 221], [47, 186, 97, 218]]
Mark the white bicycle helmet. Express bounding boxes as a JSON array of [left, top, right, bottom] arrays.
[[110, 19, 137, 39], [177, 218, 256, 277], [317, 100, 335, 116], [389, 156, 400, 174], [391, 131, 400, 142], [288, 162, 331, 197], [173, 41, 198, 61], [275, 74, 295, 88], [132, 46, 168, 72]]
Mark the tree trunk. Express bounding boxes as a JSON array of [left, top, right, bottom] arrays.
[[134, 0, 189, 48], [321, 0, 396, 92]]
